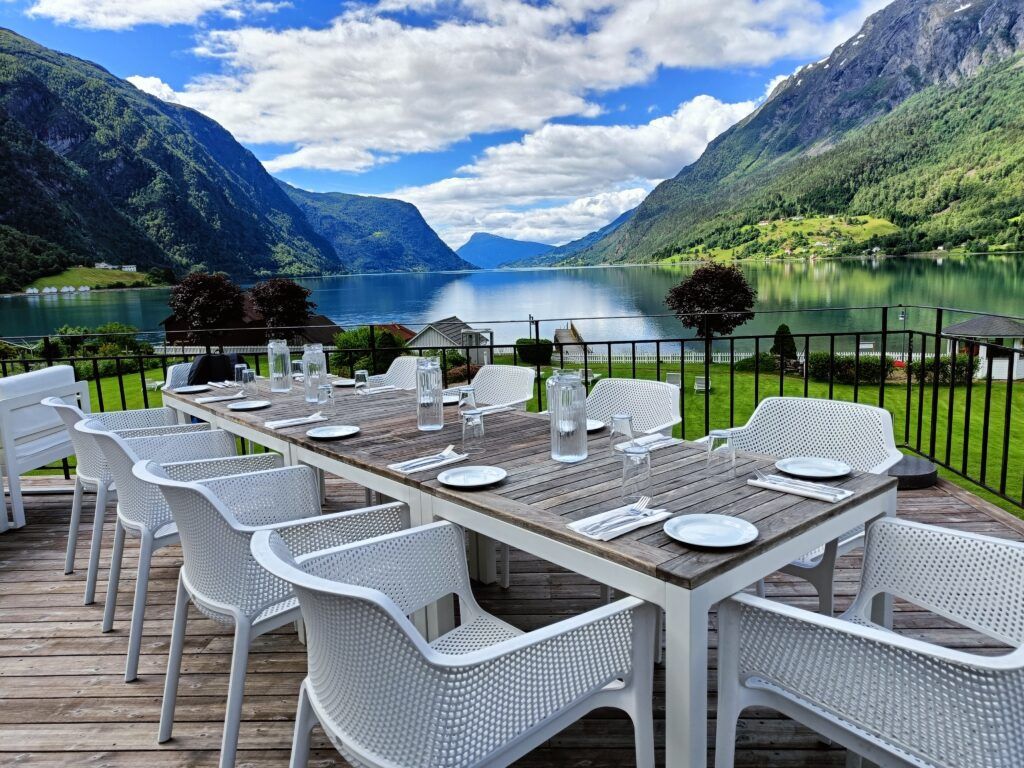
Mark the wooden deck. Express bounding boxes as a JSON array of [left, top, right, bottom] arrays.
[[1, 477, 1021, 767]]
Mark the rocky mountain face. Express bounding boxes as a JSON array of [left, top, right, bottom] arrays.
[[282, 183, 475, 273], [579, 0, 1024, 263]]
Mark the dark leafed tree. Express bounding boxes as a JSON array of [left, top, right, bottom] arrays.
[[770, 323, 797, 361], [249, 278, 316, 339], [168, 272, 244, 344], [665, 262, 756, 338]]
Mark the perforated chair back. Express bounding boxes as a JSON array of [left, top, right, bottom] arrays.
[[586, 378, 681, 435], [730, 397, 901, 473], [469, 364, 536, 408], [377, 356, 418, 389], [44, 397, 111, 484], [161, 363, 191, 391]]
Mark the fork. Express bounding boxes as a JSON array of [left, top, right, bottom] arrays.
[[753, 469, 843, 497], [400, 445, 457, 471], [581, 496, 653, 534]]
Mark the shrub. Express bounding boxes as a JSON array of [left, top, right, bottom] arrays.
[[447, 363, 482, 384], [734, 352, 779, 373], [330, 326, 406, 374], [770, 323, 797, 360], [907, 354, 981, 385], [515, 338, 554, 366], [807, 352, 894, 385]]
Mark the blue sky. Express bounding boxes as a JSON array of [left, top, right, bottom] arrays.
[[0, 0, 884, 247]]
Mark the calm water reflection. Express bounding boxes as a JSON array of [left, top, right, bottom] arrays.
[[1, 255, 1021, 344]]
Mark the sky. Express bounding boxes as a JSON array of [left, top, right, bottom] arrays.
[[0, 0, 887, 248]]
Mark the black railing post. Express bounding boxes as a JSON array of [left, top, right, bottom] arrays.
[[1000, 361, 1014, 495], [704, 333, 711, 435], [878, 307, 888, 408], [367, 324, 377, 375], [962, 344, 975, 475], [980, 351, 994, 485], [929, 309, 943, 457]]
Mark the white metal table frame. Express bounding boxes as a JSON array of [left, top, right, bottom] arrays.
[[166, 393, 896, 768]]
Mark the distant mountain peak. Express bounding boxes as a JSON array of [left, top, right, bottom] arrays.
[[456, 232, 553, 269]]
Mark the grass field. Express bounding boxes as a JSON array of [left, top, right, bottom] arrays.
[[28, 267, 152, 290]]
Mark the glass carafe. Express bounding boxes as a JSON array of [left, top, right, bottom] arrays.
[[267, 339, 291, 393], [416, 357, 444, 431], [302, 343, 327, 403], [549, 370, 587, 463]]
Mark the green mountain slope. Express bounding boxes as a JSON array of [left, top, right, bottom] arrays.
[[0, 28, 340, 290], [576, 0, 1024, 264], [281, 183, 475, 273]]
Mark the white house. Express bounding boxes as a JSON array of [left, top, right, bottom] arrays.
[[407, 315, 492, 365], [24, 287, 39, 295], [943, 315, 1024, 381], [94, 262, 117, 270], [121, 265, 137, 272]]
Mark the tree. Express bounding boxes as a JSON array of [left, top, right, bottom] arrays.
[[770, 323, 797, 361], [168, 273, 244, 343], [249, 278, 316, 340], [665, 262, 756, 338], [330, 326, 407, 375]]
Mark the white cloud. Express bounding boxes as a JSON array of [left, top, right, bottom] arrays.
[[393, 93, 758, 245], [26, 0, 287, 30], [126, 76, 182, 103], [129, 0, 881, 172]]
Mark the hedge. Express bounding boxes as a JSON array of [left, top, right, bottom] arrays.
[[515, 338, 554, 366], [806, 352, 895, 385], [907, 354, 981, 385]]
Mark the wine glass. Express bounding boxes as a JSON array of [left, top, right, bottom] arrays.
[[609, 414, 635, 455]]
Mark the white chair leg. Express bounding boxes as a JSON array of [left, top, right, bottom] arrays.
[[124, 532, 154, 682], [83, 483, 109, 605], [600, 584, 612, 603], [65, 477, 84, 574], [102, 519, 125, 632], [630, 609, 657, 768], [845, 751, 864, 768], [8, 470, 25, 528], [159, 574, 189, 743], [0, 460, 9, 533], [755, 578, 766, 598], [289, 680, 317, 768], [499, 543, 510, 589], [219, 622, 252, 768]]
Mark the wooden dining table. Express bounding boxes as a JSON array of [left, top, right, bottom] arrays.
[[164, 378, 897, 768]]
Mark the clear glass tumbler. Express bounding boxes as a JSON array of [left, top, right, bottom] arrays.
[[242, 369, 257, 397], [317, 383, 334, 414], [234, 363, 248, 385], [457, 386, 477, 417], [462, 408, 485, 455], [354, 369, 369, 394], [621, 444, 652, 506], [706, 429, 736, 478], [609, 413, 635, 455]]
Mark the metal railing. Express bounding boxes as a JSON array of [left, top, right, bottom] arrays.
[[2, 305, 1021, 512]]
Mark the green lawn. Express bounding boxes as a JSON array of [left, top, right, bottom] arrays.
[[28, 267, 152, 290]]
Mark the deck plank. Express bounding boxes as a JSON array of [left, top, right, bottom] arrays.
[[0, 477, 1018, 766]]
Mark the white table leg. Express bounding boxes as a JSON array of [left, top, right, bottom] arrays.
[[664, 583, 710, 768], [475, 533, 498, 584]]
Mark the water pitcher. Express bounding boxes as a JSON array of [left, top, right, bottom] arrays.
[[301, 343, 327, 403], [549, 370, 587, 463], [416, 357, 444, 431], [267, 339, 291, 393]]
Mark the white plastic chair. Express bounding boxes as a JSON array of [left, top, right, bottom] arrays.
[[716, 517, 1024, 768], [251, 520, 658, 768], [367, 356, 418, 389], [78, 420, 281, 682], [160, 362, 192, 391], [586, 378, 681, 435], [727, 397, 902, 614], [132, 460, 410, 768], [42, 397, 209, 597], [447, 364, 535, 409], [0, 366, 86, 530]]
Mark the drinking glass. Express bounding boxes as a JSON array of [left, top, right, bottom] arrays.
[[457, 386, 477, 416], [234, 363, 248, 385], [706, 429, 736, 478], [609, 414, 635, 455], [354, 369, 369, 394], [242, 369, 257, 397], [291, 360, 304, 379], [621, 444, 652, 506], [462, 408, 485, 456], [317, 383, 334, 414], [665, 372, 682, 388]]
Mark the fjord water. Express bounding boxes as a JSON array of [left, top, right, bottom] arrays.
[[2, 255, 1021, 344]]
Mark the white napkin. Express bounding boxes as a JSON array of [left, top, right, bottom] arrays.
[[613, 433, 682, 452], [388, 452, 468, 474], [265, 414, 328, 430], [196, 391, 245, 404], [569, 505, 672, 541], [358, 385, 396, 395], [747, 476, 853, 502]]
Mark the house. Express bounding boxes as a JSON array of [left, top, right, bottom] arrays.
[[406, 315, 491, 364], [162, 294, 342, 348], [94, 262, 117, 270], [942, 315, 1024, 381], [121, 265, 137, 272], [24, 288, 39, 295], [376, 323, 416, 343]]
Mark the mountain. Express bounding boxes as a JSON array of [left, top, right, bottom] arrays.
[[506, 208, 636, 267], [456, 232, 553, 269], [0, 28, 342, 290], [574, 0, 1024, 264], [280, 183, 475, 274]]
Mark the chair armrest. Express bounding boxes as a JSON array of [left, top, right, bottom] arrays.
[[162, 453, 283, 483], [644, 417, 681, 436], [197, 465, 321, 527], [95, 406, 176, 431], [278, 503, 410, 557], [367, 374, 388, 386], [122, 428, 235, 463], [113, 422, 210, 438]]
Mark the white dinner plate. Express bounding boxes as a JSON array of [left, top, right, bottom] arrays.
[[437, 465, 507, 489], [332, 378, 356, 387], [775, 456, 851, 480], [664, 514, 758, 548], [443, 393, 460, 406], [306, 425, 359, 440], [586, 419, 605, 432], [227, 399, 272, 411], [172, 385, 210, 394]]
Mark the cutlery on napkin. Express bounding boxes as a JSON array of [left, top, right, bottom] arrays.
[[358, 385, 396, 395], [264, 413, 327, 430], [388, 446, 467, 474], [195, 391, 246, 404], [613, 433, 682, 452], [569, 503, 671, 541], [747, 472, 852, 502]]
